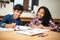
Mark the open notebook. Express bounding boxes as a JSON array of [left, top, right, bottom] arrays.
[[14, 26, 32, 31], [0, 26, 49, 35], [16, 28, 49, 36]]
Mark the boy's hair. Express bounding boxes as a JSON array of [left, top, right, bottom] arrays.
[[37, 6, 53, 26], [13, 4, 23, 11]]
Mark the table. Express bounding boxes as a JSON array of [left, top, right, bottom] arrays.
[[0, 31, 60, 40]]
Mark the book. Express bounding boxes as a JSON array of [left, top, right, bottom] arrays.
[[14, 26, 32, 31], [16, 28, 49, 36]]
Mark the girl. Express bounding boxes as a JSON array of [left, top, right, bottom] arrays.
[[29, 6, 58, 31]]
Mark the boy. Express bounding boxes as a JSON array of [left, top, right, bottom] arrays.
[[0, 4, 23, 28]]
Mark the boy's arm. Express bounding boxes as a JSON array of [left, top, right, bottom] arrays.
[[5, 23, 16, 28], [0, 15, 9, 28], [18, 19, 23, 26]]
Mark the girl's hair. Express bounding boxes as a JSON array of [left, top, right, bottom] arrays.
[[37, 6, 53, 26]]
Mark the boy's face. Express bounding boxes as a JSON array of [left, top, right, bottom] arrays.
[[13, 10, 22, 19]]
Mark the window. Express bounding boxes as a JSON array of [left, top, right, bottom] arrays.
[[14, 0, 39, 11]]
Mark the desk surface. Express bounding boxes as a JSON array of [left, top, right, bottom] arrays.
[[0, 31, 60, 40]]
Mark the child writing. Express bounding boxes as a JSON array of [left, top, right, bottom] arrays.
[[29, 6, 59, 31], [0, 4, 24, 28]]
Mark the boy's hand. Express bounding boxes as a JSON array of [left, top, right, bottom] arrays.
[[5, 23, 16, 28], [12, 23, 16, 27]]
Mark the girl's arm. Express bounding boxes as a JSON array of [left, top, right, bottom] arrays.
[[49, 20, 58, 29], [29, 17, 41, 28], [29, 17, 37, 27], [29, 17, 45, 28]]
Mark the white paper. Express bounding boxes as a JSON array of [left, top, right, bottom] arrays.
[[16, 28, 49, 36], [0, 27, 14, 32], [15, 26, 32, 31]]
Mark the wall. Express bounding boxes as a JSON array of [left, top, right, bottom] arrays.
[[0, 2, 35, 18], [0, 0, 60, 19], [14, 0, 24, 5], [14, 0, 32, 10], [0, 2, 13, 16], [38, 0, 60, 19]]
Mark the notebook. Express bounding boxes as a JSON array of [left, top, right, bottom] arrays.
[[15, 26, 32, 31], [16, 28, 49, 36]]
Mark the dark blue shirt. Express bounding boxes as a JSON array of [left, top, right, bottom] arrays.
[[0, 14, 23, 28]]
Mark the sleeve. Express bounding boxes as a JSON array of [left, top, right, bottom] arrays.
[[49, 20, 58, 29], [29, 17, 37, 27], [0, 15, 9, 28], [17, 19, 23, 26]]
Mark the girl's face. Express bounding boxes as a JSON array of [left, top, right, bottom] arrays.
[[37, 9, 45, 19]]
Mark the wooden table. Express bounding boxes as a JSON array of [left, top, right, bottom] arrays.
[[0, 31, 60, 40]]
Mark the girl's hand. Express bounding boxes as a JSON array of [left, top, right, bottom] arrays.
[[38, 24, 45, 29], [32, 25, 38, 28], [32, 24, 45, 29]]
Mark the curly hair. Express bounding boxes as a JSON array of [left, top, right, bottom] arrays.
[[37, 6, 53, 26]]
